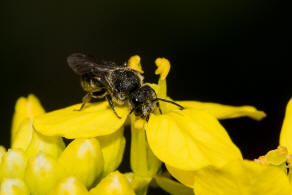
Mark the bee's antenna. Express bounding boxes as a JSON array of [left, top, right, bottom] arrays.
[[155, 98, 184, 110]]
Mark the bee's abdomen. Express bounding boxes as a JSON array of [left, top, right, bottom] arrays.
[[80, 74, 104, 92]]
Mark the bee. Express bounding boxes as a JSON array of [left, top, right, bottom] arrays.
[[67, 53, 184, 121]]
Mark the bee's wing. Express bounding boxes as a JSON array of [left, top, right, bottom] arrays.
[[67, 53, 116, 75]]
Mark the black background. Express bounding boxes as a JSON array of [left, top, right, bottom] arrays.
[[1, 0, 290, 193]]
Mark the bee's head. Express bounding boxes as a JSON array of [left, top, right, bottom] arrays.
[[129, 85, 157, 120]]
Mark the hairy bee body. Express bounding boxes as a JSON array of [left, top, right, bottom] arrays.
[[67, 53, 182, 120]]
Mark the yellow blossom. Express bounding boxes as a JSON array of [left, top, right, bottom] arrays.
[[32, 55, 265, 182]]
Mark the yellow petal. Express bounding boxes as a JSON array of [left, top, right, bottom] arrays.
[[24, 153, 64, 195], [97, 128, 126, 178], [0, 149, 27, 180], [58, 138, 103, 188], [11, 119, 33, 151], [25, 130, 65, 160], [155, 57, 170, 80], [0, 178, 30, 195], [11, 94, 45, 142], [178, 101, 266, 120], [89, 171, 135, 195], [166, 164, 195, 187], [49, 177, 89, 195], [280, 98, 292, 152], [128, 55, 144, 74], [147, 109, 242, 170], [193, 160, 291, 195], [33, 101, 129, 138]]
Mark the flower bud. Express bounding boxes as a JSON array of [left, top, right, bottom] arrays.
[[24, 153, 64, 195], [0, 146, 6, 164], [11, 119, 33, 151], [11, 94, 45, 142], [0, 149, 26, 180], [97, 128, 126, 178], [89, 171, 135, 195], [25, 130, 65, 159], [49, 176, 89, 195], [0, 178, 29, 195], [58, 138, 103, 187]]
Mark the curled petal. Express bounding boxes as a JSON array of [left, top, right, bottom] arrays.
[[155, 58, 170, 80], [193, 160, 291, 195], [280, 98, 292, 152], [33, 101, 129, 138], [178, 101, 266, 120], [128, 55, 144, 74], [146, 109, 242, 170]]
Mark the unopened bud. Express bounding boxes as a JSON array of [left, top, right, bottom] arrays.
[[58, 138, 103, 187], [89, 171, 135, 195], [0, 178, 29, 195]]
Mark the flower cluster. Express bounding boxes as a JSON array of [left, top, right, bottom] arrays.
[[0, 55, 290, 195]]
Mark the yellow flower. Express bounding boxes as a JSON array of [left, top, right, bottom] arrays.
[[32, 55, 265, 186]]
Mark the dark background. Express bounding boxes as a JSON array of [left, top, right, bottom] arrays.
[[1, 0, 290, 193]]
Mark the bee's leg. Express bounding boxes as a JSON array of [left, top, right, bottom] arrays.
[[75, 93, 91, 111], [106, 95, 122, 119], [91, 90, 108, 99], [156, 102, 163, 114]]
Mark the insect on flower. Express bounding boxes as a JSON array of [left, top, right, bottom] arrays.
[[67, 53, 184, 121]]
